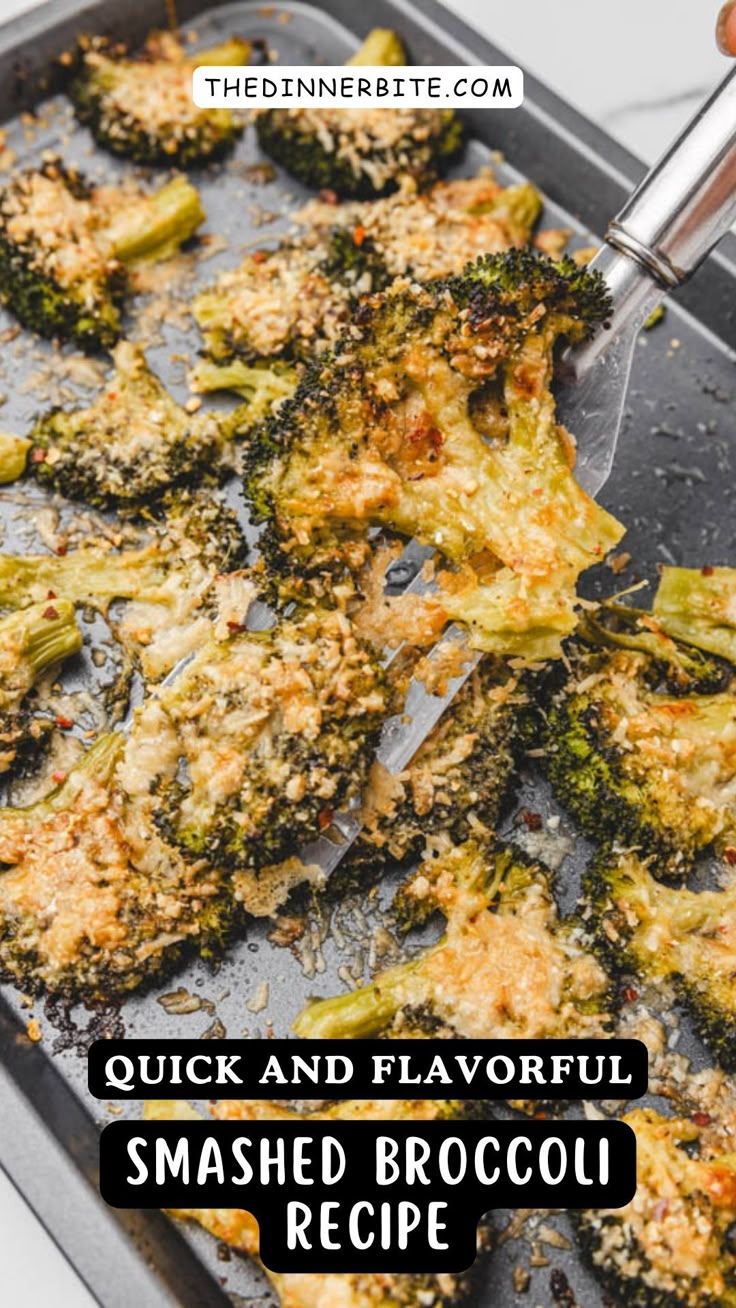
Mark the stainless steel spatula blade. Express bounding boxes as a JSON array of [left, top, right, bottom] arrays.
[[556, 249, 663, 499]]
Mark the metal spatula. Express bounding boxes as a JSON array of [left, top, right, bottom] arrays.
[[300, 63, 736, 877]]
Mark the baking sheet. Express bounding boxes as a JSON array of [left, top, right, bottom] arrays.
[[0, 2, 734, 1305]]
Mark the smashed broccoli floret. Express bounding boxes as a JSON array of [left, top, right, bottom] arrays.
[[587, 849, 736, 1068], [0, 491, 247, 614], [140, 604, 388, 869], [578, 1106, 736, 1307], [0, 600, 81, 775], [0, 161, 204, 350], [256, 28, 463, 199], [351, 657, 524, 873], [0, 492, 248, 683], [546, 592, 736, 872], [0, 734, 233, 998], [297, 169, 543, 283], [294, 839, 612, 1040], [69, 30, 251, 167], [30, 341, 231, 509], [192, 231, 382, 366], [152, 1095, 487, 1308], [246, 249, 622, 659]]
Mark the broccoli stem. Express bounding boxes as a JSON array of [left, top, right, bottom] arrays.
[[1, 599, 82, 682], [293, 949, 438, 1039], [103, 177, 205, 266], [191, 38, 253, 68], [0, 433, 31, 485], [0, 546, 170, 611], [0, 732, 123, 823], [577, 605, 722, 686], [470, 180, 543, 236], [188, 358, 297, 416], [346, 28, 408, 66], [653, 566, 736, 664]]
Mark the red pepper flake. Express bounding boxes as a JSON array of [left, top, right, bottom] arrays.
[[353, 224, 366, 247], [408, 423, 443, 452], [623, 986, 639, 1003], [42, 605, 58, 620], [51, 770, 67, 785], [252, 249, 267, 264], [691, 1111, 712, 1126], [107, 391, 117, 401], [724, 847, 736, 866], [533, 1110, 548, 1120], [519, 808, 542, 831], [226, 620, 244, 634], [31, 448, 47, 463], [701, 565, 715, 577], [319, 188, 338, 204], [46, 590, 56, 600], [318, 807, 334, 830], [55, 543, 68, 557], [55, 715, 73, 730]]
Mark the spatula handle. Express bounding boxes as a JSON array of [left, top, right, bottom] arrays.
[[606, 65, 736, 285]]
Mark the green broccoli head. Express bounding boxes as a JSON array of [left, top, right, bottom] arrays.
[[255, 27, 463, 200], [137, 603, 388, 869], [578, 1106, 736, 1306], [69, 31, 251, 167], [256, 105, 463, 201], [0, 160, 204, 350], [0, 734, 234, 999], [0, 599, 81, 775], [444, 247, 611, 339], [586, 849, 736, 1069], [30, 341, 230, 509], [546, 615, 736, 872], [245, 250, 622, 659], [351, 657, 524, 876], [294, 839, 613, 1041]]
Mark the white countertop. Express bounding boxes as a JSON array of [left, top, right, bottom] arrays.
[[0, 1, 731, 1305]]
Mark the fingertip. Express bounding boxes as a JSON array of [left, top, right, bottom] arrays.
[[717, 1, 736, 55]]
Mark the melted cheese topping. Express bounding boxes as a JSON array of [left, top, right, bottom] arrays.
[[592, 654, 736, 848], [299, 172, 532, 282], [83, 35, 243, 151], [263, 106, 453, 193], [1, 170, 115, 298], [395, 869, 609, 1040], [585, 1108, 736, 1304], [194, 243, 348, 360]]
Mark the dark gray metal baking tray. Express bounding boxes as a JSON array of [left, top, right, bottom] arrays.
[[0, 3, 734, 1307]]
